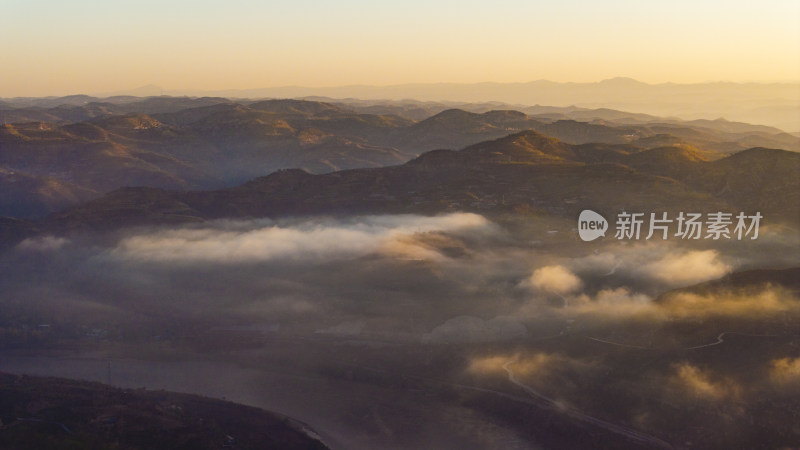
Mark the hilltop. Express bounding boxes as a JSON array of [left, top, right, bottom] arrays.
[[0, 371, 328, 450]]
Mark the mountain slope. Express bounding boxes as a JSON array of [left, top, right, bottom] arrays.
[[0, 98, 797, 219], [0, 372, 328, 450], [23, 131, 797, 240]]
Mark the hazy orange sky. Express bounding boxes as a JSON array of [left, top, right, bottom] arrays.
[[2, 0, 799, 97]]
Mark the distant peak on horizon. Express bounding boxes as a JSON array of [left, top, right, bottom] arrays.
[[160, 78, 796, 102], [320, 77, 792, 88], [597, 77, 647, 85], [98, 84, 165, 98], [6, 78, 794, 99]]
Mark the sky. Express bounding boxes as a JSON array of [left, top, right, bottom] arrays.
[[1, 0, 799, 97]]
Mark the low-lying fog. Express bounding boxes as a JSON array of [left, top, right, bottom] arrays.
[[2, 213, 799, 449]]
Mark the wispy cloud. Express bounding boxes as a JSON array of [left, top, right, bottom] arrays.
[[668, 363, 741, 401]]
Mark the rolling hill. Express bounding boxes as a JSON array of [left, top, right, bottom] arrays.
[[1, 130, 792, 244], [0, 372, 328, 450], [0, 97, 797, 219]]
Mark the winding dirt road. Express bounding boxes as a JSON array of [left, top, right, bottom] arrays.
[[684, 331, 777, 350], [502, 360, 673, 449]]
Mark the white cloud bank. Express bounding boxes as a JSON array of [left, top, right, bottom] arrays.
[[109, 213, 491, 263], [572, 246, 732, 288], [636, 250, 731, 285]]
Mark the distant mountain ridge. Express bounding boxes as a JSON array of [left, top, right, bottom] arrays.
[[152, 79, 800, 132]]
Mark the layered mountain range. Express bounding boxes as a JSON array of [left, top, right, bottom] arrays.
[[1, 97, 798, 221], [1, 128, 795, 248]]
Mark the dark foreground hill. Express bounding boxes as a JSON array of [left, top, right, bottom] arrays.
[[0, 371, 328, 450]]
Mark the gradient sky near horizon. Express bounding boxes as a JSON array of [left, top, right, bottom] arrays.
[[2, 0, 799, 97]]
